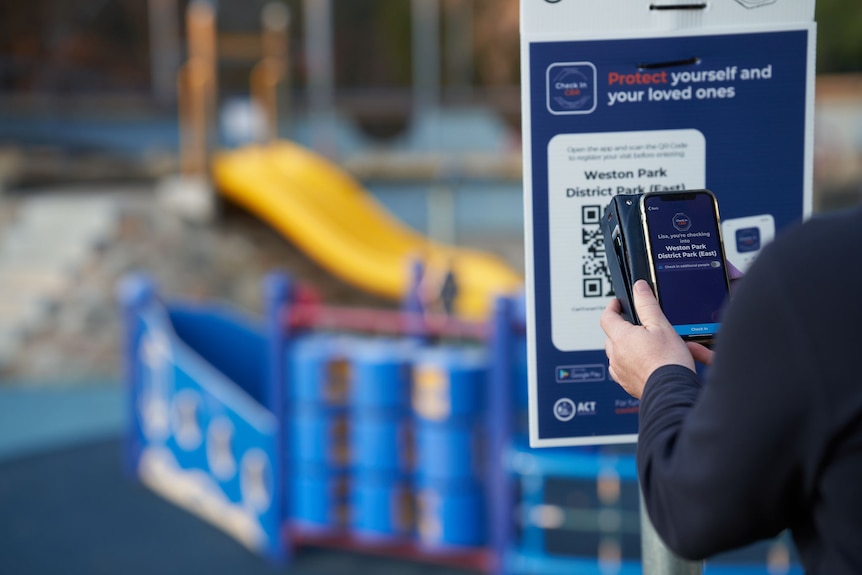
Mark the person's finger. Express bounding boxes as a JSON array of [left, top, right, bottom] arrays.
[[687, 341, 715, 366], [631, 280, 670, 328], [600, 298, 624, 336]]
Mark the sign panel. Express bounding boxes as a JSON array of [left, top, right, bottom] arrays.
[[521, 2, 816, 446]]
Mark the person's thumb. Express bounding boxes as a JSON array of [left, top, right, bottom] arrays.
[[632, 280, 669, 328]]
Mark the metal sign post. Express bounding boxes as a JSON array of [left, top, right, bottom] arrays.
[[640, 488, 703, 575]]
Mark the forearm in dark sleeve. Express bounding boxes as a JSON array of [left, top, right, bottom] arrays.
[[637, 257, 810, 560], [637, 365, 716, 559]]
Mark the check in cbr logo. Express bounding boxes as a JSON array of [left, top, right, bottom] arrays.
[[547, 62, 597, 115]]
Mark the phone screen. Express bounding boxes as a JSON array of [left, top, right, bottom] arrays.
[[641, 191, 730, 339]]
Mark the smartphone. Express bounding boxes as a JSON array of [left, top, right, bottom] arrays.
[[640, 190, 731, 343]]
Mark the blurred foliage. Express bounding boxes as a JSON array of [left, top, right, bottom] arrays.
[[333, 1, 412, 88], [815, 0, 862, 73], [324, 0, 862, 89], [0, 0, 860, 97], [327, 0, 521, 89], [0, 0, 150, 92], [473, 0, 520, 86]]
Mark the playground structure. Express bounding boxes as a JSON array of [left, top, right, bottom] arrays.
[[120, 270, 800, 574], [119, 268, 641, 573]]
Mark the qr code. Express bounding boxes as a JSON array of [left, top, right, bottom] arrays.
[[581, 205, 613, 298]]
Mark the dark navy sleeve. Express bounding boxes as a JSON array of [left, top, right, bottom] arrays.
[[637, 248, 815, 560]]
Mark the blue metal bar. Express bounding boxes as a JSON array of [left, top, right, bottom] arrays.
[[115, 273, 155, 478], [488, 295, 515, 574], [263, 272, 292, 563]]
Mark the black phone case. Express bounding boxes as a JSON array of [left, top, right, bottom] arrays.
[[602, 193, 651, 325]]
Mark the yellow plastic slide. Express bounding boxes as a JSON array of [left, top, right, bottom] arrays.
[[212, 141, 522, 320]]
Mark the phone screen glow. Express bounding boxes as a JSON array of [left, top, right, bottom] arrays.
[[643, 192, 729, 338]]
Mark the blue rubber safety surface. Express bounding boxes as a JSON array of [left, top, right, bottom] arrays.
[[0, 384, 479, 575], [0, 437, 482, 575], [0, 383, 124, 462]]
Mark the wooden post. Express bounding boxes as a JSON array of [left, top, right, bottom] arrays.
[[179, 0, 217, 175], [252, 3, 290, 143]]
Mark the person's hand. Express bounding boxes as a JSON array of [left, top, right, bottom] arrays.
[[600, 280, 695, 399]]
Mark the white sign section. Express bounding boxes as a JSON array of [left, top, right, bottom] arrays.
[[547, 129, 706, 352]]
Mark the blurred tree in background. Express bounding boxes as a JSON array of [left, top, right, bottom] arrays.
[[815, 0, 862, 73], [334, 1, 411, 89], [473, 0, 520, 86], [0, 0, 860, 99], [0, 0, 150, 93]]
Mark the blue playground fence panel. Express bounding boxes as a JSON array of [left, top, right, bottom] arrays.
[[415, 420, 485, 482], [287, 334, 354, 407], [416, 477, 487, 550], [351, 416, 412, 474], [167, 304, 269, 407], [286, 407, 350, 468], [120, 271, 803, 574], [412, 346, 487, 422], [348, 339, 414, 474], [351, 473, 414, 541], [290, 467, 350, 530], [119, 275, 283, 561], [349, 338, 415, 412]]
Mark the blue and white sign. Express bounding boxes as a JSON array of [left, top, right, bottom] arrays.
[[521, 1, 816, 447]]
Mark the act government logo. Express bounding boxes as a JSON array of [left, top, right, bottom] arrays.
[[547, 62, 597, 115]]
